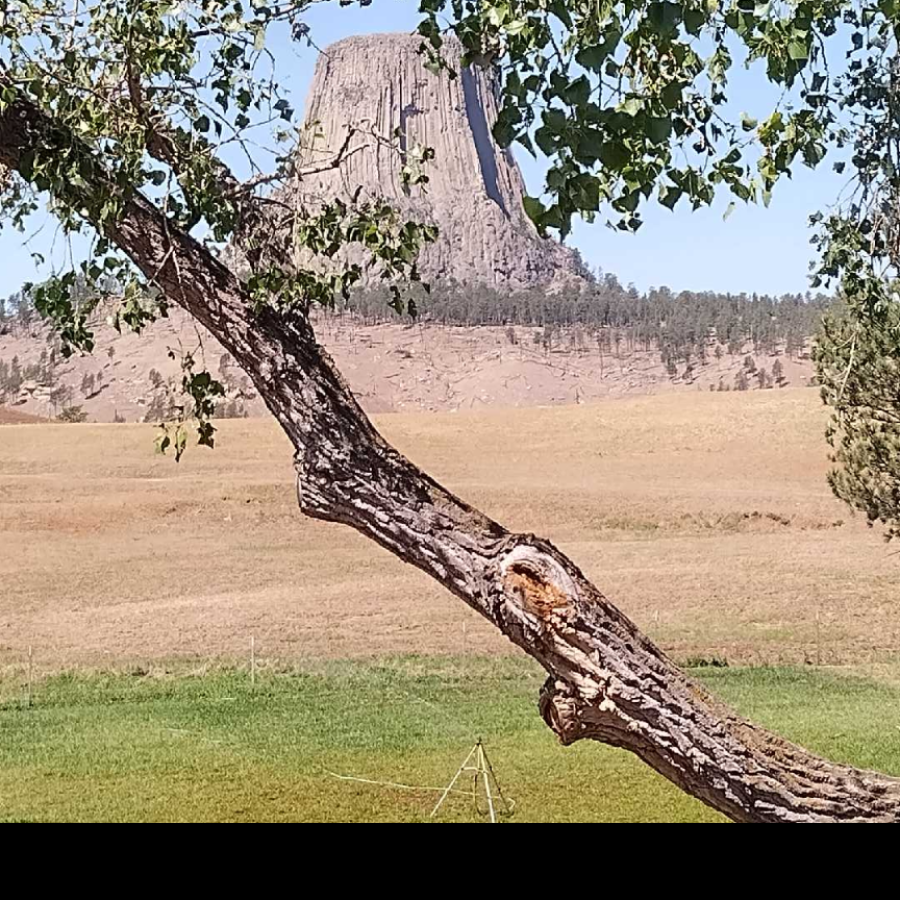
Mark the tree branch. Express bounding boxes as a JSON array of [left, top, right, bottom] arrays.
[[233, 126, 364, 196], [3, 88, 900, 823]]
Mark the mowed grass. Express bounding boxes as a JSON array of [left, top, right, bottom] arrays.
[[2, 657, 900, 823]]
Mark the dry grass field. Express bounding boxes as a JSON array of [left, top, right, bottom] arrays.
[[2, 387, 899, 676]]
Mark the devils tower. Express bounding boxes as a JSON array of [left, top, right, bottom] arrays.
[[290, 33, 588, 289]]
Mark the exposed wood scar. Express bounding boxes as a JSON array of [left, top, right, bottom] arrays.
[[503, 564, 570, 619]]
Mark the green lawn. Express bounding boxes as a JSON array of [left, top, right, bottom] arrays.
[[2, 657, 899, 822]]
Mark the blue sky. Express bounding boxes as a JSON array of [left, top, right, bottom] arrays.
[[0, 1, 844, 298]]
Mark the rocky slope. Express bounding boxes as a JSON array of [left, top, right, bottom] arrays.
[[277, 33, 588, 289]]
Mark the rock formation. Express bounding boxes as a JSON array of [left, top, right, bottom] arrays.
[[286, 33, 589, 290]]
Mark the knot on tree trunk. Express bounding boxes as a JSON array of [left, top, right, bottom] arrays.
[[539, 677, 586, 745], [499, 542, 579, 622]]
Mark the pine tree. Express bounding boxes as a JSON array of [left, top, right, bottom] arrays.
[[8, 356, 22, 394], [785, 332, 798, 360], [49, 384, 71, 415], [772, 358, 785, 387]]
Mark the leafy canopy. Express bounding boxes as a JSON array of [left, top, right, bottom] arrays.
[[421, 0, 847, 236], [0, 1, 437, 452]]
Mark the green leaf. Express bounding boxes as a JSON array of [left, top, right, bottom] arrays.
[[723, 201, 736, 221], [571, 174, 601, 210], [523, 195, 545, 225], [194, 115, 210, 134], [660, 81, 683, 109], [543, 108, 568, 133], [599, 141, 631, 171], [574, 28, 622, 72], [740, 112, 758, 132], [548, 171, 568, 195], [615, 189, 640, 213], [646, 116, 672, 144], [683, 7, 704, 35], [576, 45, 608, 72], [787, 41, 808, 61], [647, 1, 683, 37], [802, 141, 826, 167], [659, 184, 682, 210], [534, 126, 556, 156], [564, 75, 591, 108]]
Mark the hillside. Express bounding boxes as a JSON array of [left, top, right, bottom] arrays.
[[0, 308, 816, 422]]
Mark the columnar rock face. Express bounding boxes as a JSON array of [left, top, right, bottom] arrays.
[[290, 33, 589, 289]]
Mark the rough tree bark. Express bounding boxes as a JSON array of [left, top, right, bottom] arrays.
[[3, 95, 900, 823]]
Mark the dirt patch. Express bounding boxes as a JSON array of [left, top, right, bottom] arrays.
[[0, 406, 45, 424]]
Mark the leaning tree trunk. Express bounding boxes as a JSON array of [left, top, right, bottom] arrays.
[[2, 97, 900, 823]]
